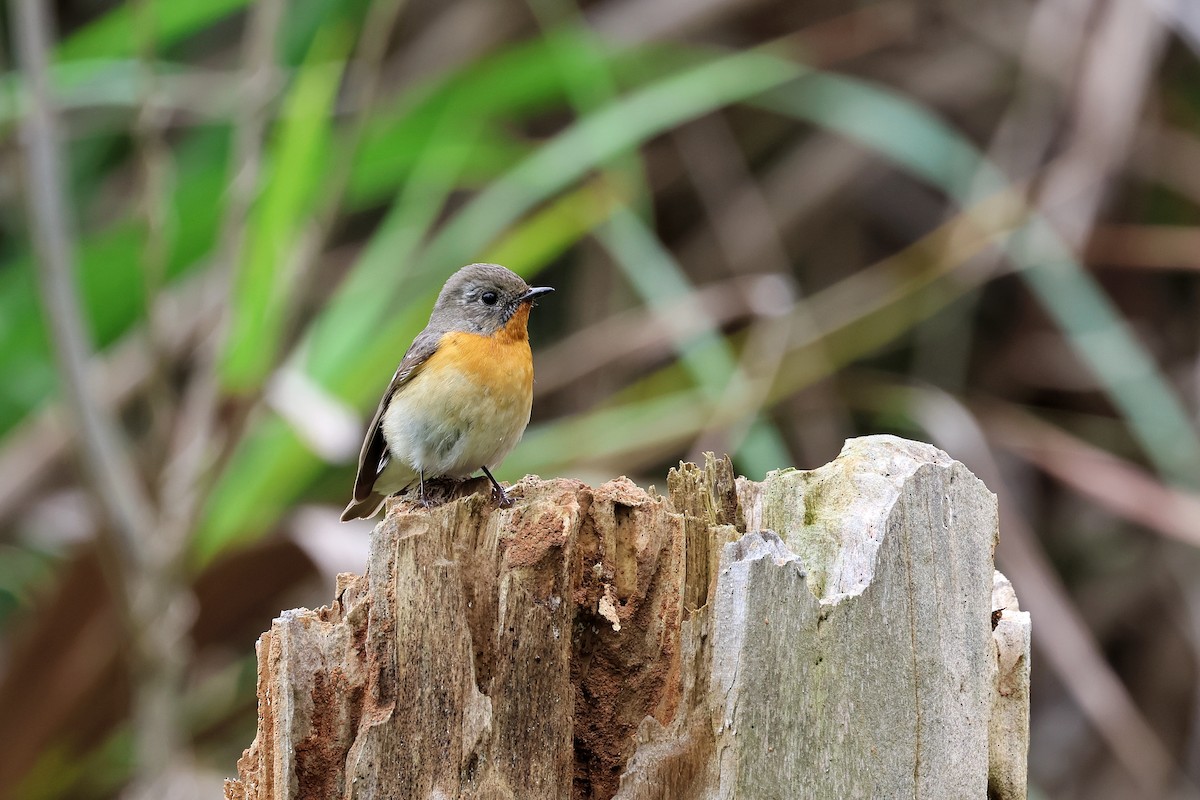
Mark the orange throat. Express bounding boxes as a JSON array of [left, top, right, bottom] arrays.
[[496, 303, 532, 344]]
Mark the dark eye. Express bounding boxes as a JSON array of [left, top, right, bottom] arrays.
[[481, 291, 499, 306]]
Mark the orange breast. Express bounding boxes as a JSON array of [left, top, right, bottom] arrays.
[[432, 315, 534, 408]]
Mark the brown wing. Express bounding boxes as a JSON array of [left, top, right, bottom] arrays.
[[350, 328, 443, 502]]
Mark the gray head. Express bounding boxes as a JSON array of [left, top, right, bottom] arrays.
[[430, 263, 553, 335]]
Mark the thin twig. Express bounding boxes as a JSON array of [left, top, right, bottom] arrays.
[[131, 0, 178, 473]]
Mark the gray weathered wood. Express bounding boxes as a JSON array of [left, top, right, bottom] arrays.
[[225, 435, 1029, 800], [989, 571, 1032, 797]]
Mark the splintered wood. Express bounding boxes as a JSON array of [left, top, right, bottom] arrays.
[[225, 435, 1030, 800]]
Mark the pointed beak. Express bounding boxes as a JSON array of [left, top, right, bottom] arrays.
[[518, 286, 554, 304]]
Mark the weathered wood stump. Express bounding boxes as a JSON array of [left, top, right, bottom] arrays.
[[224, 435, 1030, 799]]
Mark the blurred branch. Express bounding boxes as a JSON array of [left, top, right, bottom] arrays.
[[131, 0, 179, 477], [1032, 0, 1166, 249], [11, 0, 192, 793], [122, 1, 288, 792], [384, 0, 520, 89], [11, 0, 154, 569], [1086, 225, 1200, 272], [982, 402, 1200, 548]]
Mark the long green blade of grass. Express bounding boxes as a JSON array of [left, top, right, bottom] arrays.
[[220, 24, 351, 391], [57, 0, 251, 61]]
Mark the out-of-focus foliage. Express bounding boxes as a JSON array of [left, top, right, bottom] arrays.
[[2, 0, 1200, 798]]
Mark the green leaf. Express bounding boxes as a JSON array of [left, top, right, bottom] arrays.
[[220, 23, 351, 391], [57, 0, 251, 62]]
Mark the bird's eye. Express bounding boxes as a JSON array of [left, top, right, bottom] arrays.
[[481, 291, 499, 306]]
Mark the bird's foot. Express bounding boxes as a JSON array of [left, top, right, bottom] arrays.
[[492, 483, 513, 508], [481, 466, 512, 508]]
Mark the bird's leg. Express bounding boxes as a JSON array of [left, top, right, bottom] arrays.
[[481, 466, 511, 508], [418, 469, 431, 507]]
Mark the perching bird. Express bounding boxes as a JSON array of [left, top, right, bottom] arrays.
[[341, 263, 553, 521]]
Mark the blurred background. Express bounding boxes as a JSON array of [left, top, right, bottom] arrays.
[[0, 0, 1198, 797]]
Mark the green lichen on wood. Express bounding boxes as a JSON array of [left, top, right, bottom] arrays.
[[758, 465, 844, 600]]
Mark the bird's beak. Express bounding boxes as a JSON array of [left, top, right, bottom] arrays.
[[518, 286, 554, 304]]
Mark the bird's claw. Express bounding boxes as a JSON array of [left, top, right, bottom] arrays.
[[493, 486, 513, 508]]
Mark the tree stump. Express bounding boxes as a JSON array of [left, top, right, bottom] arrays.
[[224, 435, 1030, 800]]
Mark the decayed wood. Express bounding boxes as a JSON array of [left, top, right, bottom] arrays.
[[989, 571, 1032, 797], [225, 435, 1030, 800]]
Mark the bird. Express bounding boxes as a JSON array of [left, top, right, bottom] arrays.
[[340, 263, 553, 521]]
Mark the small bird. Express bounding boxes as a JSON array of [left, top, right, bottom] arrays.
[[341, 263, 553, 521]]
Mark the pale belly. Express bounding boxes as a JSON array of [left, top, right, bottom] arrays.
[[379, 334, 533, 484]]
